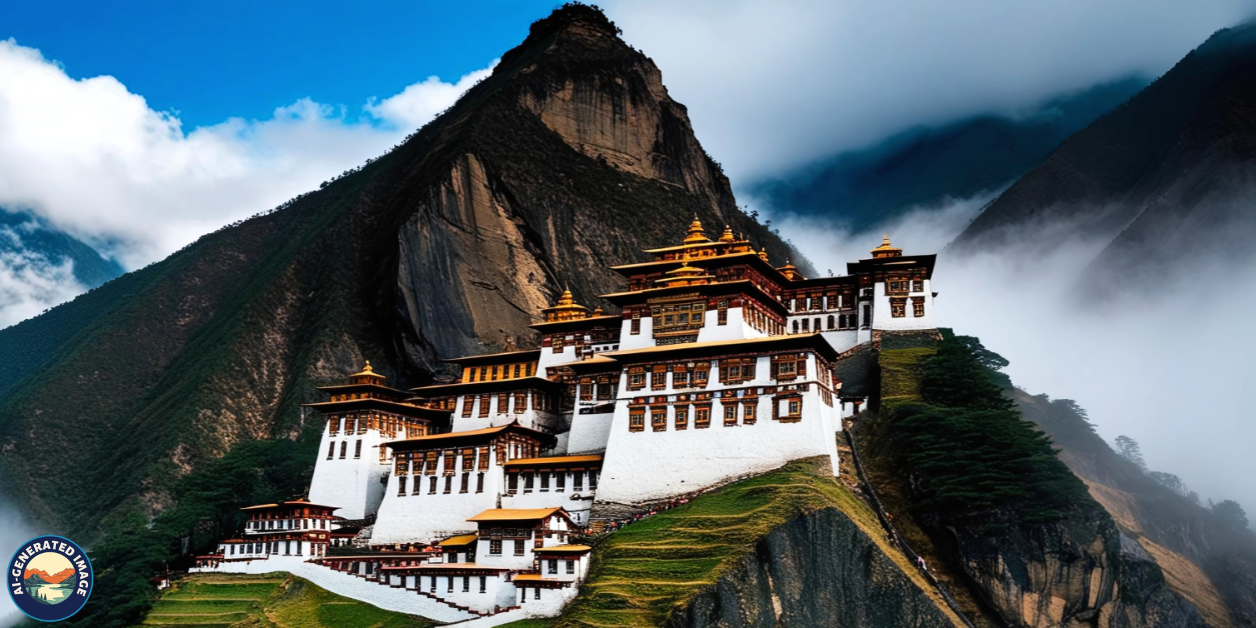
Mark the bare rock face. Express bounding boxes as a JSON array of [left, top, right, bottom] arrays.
[[952, 517, 1204, 627], [670, 507, 957, 628], [0, 5, 808, 536]]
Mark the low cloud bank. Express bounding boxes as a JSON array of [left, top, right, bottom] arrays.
[[776, 196, 1256, 514]]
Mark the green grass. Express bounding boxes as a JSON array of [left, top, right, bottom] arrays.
[[878, 346, 936, 407], [136, 572, 435, 628], [501, 458, 962, 628]]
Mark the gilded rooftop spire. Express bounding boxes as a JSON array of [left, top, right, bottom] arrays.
[[683, 215, 710, 244], [870, 234, 903, 258]]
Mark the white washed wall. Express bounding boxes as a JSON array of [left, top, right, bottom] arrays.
[[373, 466, 503, 546], [308, 424, 390, 520]]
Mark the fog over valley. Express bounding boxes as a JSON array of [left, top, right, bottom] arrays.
[[773, 195, 1256, 517]]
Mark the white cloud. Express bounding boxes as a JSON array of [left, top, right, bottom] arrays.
[[0, 38, 496, 272], [365, 63, 496, 129], [605, 0, 1254, 181]]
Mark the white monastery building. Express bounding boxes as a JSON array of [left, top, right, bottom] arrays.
[[191, 221, 939, 624]]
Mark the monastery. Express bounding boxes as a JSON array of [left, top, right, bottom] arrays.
[[191, 220, 938, 625]]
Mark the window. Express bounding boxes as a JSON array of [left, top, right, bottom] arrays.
[[540, 473, 550, 491], [513, 363, 522, 378], [524, 473, 535, 492], [463, 449, 475, 471], [695, 406, 711, 428], [912, 279, 924, 292], [460, 473, 470, 493], [888, 279, 909, 295], [329, 417, 340, 436], [428, 476, 437, 494], [552, 335, 564, 353], [724, 405, 738, 426], [912, 297, 925, 317], [573, 472, 584, 491], [628, 367, 646, 390], [514, 540, 526, 556], [476, 472, 485, 493], [744, 402, 757, 424], [548, 559, 558, 574], [590, 471, 599, 489], [596, 376, 612, 400], [556, 472, 565, 492], [490, 540, 502, 554], [792, 320, 799, 334], [479, 447, 490, 471], [478, 394, 490, 417], [497, 393, 508, 414], [651, 301, 705, 335], [444, 476, 452, 494], [354, 440, 362, 459], [567, 560, 576, 574], [862, 305, 870, 328], [693, 362, 710, 387], [827, 315, 835, 330], [652, 409, 668, 431], [890, 298, 907, 318], [579, 377, 593, 401], [802, 318, 810, 332], [326, 441, 335, 460], [461, 398, 473, 418], [630, 312, 641, 335], [675, 407, 688, 430], [508, 473, 518, 493], [650, 365, 668, 390], [514, 393, 527, 413], [479, 576, 487, 593], [339, 441, 347, 459], [535, 587, 542, 600], [398, 476, 407, 496], [776, 395, 803, 422], [629, 409, 645, 432]]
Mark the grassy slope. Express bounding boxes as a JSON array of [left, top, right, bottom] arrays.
[[136, 572, 435, 628], [503, 458, 963, 628]]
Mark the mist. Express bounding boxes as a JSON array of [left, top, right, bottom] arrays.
[[775, 197, 1256, 516], [0, 495, 35, 627]]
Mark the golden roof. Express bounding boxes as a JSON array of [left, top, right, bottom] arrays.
[[758, 249, 769, 262], [541, 286, 592, 322], [683, 216, 711, 244], [512, 574, 565, 582], [504, 454, 604, 467], [533, 545, 592, 554], [351, 361, 386, 380], [655, 264, 714, 287], [776, 260, 804, 281], [468, 507, 566, 522], [871, 234, 903, 258], [718, 225, 735, 243], [437, 533, 480, 547]]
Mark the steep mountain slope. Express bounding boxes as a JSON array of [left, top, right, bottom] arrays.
[[0, 4, 806, 538], [750, 79, 1144, 231], [950, 23, 1256, 283], [1017, 392, 1256, 627]]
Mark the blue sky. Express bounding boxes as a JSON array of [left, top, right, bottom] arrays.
[[4, 0, 555, 129]]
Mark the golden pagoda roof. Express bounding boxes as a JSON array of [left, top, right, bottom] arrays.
[[683, 216, 711, 244], [541, 286, 592, 322], [437, 534, 479, 547], [718, 225, 735, 243], [776, 260, 804, 280], [871, 234, 903, 258], [351, 361, 386, 380]]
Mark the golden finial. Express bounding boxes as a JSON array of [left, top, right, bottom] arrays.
[[364, 360, 373, 372], [683, 215, 710, 244], [351, 360, 385, 379], [758, 249, 769, 262], [718, 225, 735, 243], [871, 234, 903, 258]]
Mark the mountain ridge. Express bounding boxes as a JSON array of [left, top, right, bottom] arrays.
[[0, 3, 807, 538]]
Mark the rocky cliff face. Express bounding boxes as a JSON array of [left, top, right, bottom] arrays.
[[669, 507, 958, 628], [0, 5, 807, 536], [951, 516, 1203, 627]]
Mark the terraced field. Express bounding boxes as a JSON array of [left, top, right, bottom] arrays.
[[503, 457, 951, 627], [137, 572, 435, 628]]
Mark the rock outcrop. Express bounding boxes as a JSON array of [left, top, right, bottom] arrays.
[[669, 507, 959, 628], [0, 5, 807, 537]]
